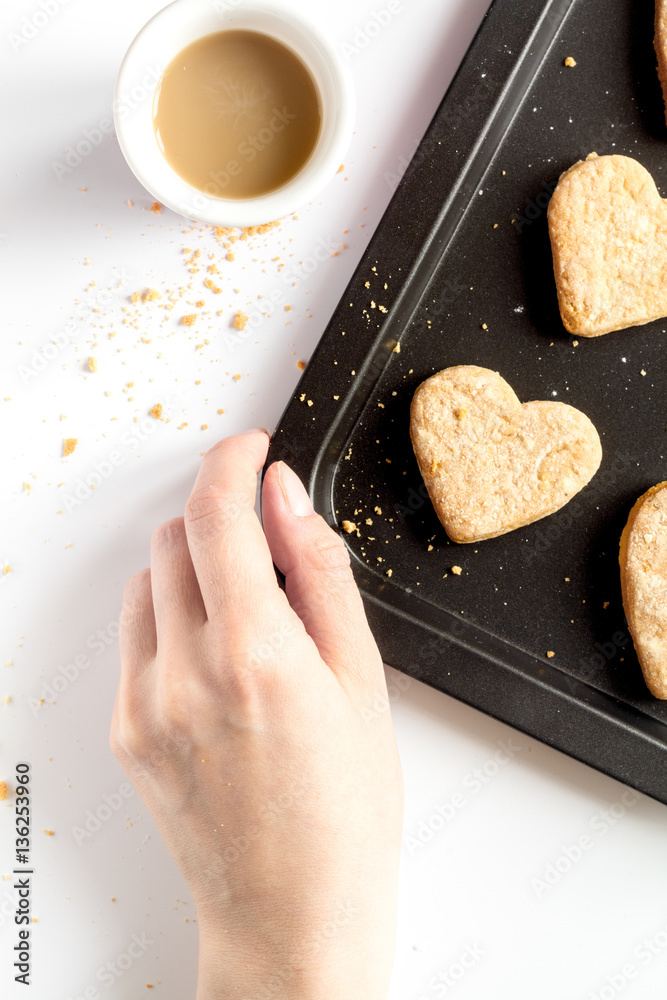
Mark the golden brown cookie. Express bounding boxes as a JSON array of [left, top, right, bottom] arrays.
[[619, 482, 667, 700], [656, 0, 667, 123], [409, 366, 602, 544], [547, 153, 667, 336]]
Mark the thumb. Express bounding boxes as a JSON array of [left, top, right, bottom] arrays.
[[261, 460, 385, 693]]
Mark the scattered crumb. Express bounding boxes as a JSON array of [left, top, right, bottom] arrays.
[[572, 339, 579, 346], [640, 369, 647, 376], [63, 438, 78, 457], [3, 565, 11, 576], [342, 520, 357, 534], [233, 373, 241, 382], [337, 164, 345, 173], [88, 357, 97, 372], [451, 566, 462, 575], [297, 360, 306, 371], [43, 829, 55, 836], [385, 569, 393, 577], [0, 782, 7, 800], [603, 601, 610, 609], [234, 311, 248, 330], [150, 202, 162, 213], [393, 343, 401, 354], [564, 56, 577, 67], [546, 651, 555, 658], [180, 314, 197, 326], [149, 403, 163, 420]]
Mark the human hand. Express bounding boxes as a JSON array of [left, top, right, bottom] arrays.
[[110, 430, 404, 1000]]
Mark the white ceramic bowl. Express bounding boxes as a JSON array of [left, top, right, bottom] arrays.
[[114, 0, 355, 226]]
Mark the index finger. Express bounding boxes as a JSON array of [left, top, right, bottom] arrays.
[[184, 429, 280, 625]]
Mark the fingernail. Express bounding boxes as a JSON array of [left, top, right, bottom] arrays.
[[277, 462, 315, 517], [241, 426, 270, 437]]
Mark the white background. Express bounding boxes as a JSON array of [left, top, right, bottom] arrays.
[[2, 0, 667, 998]]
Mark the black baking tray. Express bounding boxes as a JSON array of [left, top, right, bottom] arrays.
[[265, 0, 667, 804]]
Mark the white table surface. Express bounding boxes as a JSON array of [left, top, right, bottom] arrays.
[[2, 0, 667, 997]]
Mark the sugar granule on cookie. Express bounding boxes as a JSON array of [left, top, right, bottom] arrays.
[[410, 366, 601, 544], [619, 481, 667, 699]]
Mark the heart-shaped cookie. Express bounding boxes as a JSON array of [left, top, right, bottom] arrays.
[[620, 482, 667, 700], [548, 153, 667, 336], [656, 1, 667, 124], [410, 366, 602, 543]]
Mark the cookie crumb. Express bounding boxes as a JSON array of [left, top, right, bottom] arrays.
[[149, 403, 163, 420], [233, 310, 248, 330], [180, 314, 197, 326], [88, 357, 97, 372], [43, 829, 55, 836], [385, 569, 393, 577], [564, 56, 577, 67], [546, 650, 555, 658], [603, 601, 610, 609], [393, 343, 401, 354], [342, 520, 357, 534], [451, 565, 462, 575], [150, 201, 162, 213], [63, 438, 78, 457], [0, 782, 7, 800], [297, 360, 306, 371]]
